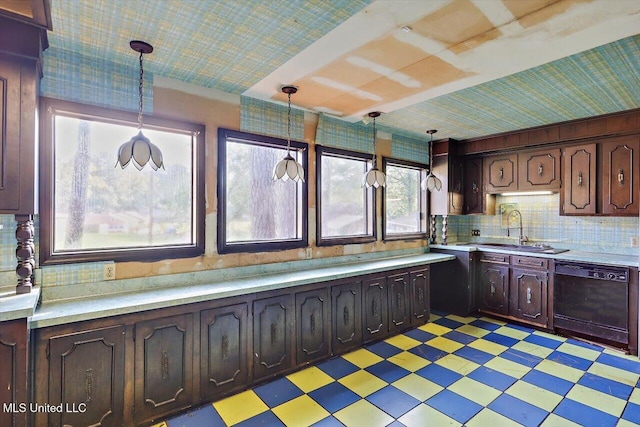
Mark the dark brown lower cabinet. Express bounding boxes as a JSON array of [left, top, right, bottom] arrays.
[[331, 280, 362, 355], [510, 268, 548, 327], [410, 268, 430, 326], [478, 263, 510, 316], [253, 294, 294, 382], [47, 325, 125, 427], [296, 288, 330, 365], [362, 276, 388, 343], [388, 272, 411, 333], [134, 314, 193, 425], [200, 303, 248, 402], [0, 320, 28, 427]]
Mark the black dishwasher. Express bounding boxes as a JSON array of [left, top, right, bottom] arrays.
[[554, 261, 629, 345]]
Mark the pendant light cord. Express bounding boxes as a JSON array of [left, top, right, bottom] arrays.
[[286, 92, 292, 154], [138, 51, 144, 130], [372, 116, 377, 168]]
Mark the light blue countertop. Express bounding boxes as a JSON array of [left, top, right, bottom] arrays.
[[0, 287, 41, 322], [31, 253, 454, 329], [430, 244, 639, 268]]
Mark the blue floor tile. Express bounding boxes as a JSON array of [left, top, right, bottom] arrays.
[[433, 317, 464, 329], [415, 364, 462, 387], [235, 410, 285, 427], [308, 382, 360, 413], [500, 348, 542, 368], [483, 332, 519, 347], [467, 366, 517, 391], [366, 385, 421, 418], [504, 323, 534, 334], [408, 343, 448, 362], [426, 390, 483, 424], [366, 341, 404, 359], [488, 394, 549, 427], [443, 330, 477, 345], [578, 372, 633, 400], [454, 346, 494, 365], [596, 353, 640, 374], [253, 377, 303, 408], [622, 402, 640, 424], [403, 328, 435, 343], [365, 360, 411, 383], [521, 369, 574, 396], [316, 357, 359, 379], [311, 415, 346, 427], [386, 421, 407, 427], [566, 338, 604, 352], [470, 319, 501, 331], [553, 398, 618, 427], [167, 404, 226, 427], [548, 350, 593, 371], [523, 334, 562, 349]]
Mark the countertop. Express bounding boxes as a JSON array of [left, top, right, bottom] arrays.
[[0, 287, 41, 322], [430, 243, 639, 268], [30, 253, 454, 329]]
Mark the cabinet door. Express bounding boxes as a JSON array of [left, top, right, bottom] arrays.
[[562, 144, 596, 215], [0, 320, 28, 427], [478, 264, 509, 315], [200, 303, 248, 402], [518, 149, 560, 191], [388, 272, 412, 333], [253, 294, 294, 382], [362, 276, 388, 343], [296, 288, 330, 365], [485, 154, 517, 193], [510, 268, 548, 327], [601, 137, 639, 216], [449, 157, 464, 214], [135, 314, 193, 425], [48, 326, 125, 427], [410, 268, 430, 326], [331, 281, 362, 355], [464, 157, 483, 214]]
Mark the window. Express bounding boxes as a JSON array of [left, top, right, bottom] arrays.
[[217, 128, 308, 253], [316, 146, 375, 245], [40, 98, 205, 264], [382, 158, 428, 240]]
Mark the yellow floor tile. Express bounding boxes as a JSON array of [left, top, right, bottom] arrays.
[[429, 313, 442, 322], [588, 362, 640, 387], [341, 348, 384, 368], [618, 420, 640, 427], [399, 403, 462, 427], [338, 370, 387, 397], [419, 322, 452, 336], [387, 350, 430, 372], [540, 413, 582, 427], [484, 357, 531, 379], [479, 316, 506, 326], [286, 366, 334, 393], [435, 354, 480, 376], [555, 342, 601, 361], [532, 330, 566, 342], [213, 390, 268, 426], [385, 334, 421, 350], [629, 387, 640, 405], [334, 399, 394, 427], [426, 336, 465, 353], [505, 380, 563, 411], [494, 325, 530, 340], [151, 423, 168, 427], [466, 408, 523, 427], [511, 340, 554, 358], [566, 384, 626, 417], [468, 338, 508, 355], [445, 314, 475, 324], [456, 324, 490, 338], [448, 377, 501, 406], [392, 373, 443, 401], [271, 395, 330, 426], [535, 359, 584, 383]]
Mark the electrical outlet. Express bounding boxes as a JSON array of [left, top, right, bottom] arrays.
[[471, 229, 481, 237], [632, 236, 639, 248], [103, 263, 116, 280]]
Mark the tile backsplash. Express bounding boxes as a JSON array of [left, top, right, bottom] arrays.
[[438, 194, 639, 255]]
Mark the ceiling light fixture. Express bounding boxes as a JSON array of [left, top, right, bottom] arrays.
[[273, 85, 305, 182], [363, 111, 386, 188], [116, 40, 164, 171], [421, 129, 442, 192]]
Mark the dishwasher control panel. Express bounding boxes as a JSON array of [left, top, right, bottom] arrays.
[[555, 262, 629, 283]]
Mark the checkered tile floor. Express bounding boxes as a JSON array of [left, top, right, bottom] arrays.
[[156, 312, 640, 427]]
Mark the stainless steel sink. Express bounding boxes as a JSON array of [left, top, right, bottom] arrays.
[[460, 242, 569, 254]]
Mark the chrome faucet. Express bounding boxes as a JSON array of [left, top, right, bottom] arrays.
[[507, 209, 528, 245]]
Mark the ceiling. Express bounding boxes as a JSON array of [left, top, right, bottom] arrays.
[[32, 0, 640, 140]]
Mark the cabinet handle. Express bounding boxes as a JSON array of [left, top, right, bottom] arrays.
[[490, 282, 495, 295], [310, 312, 316, 335], [472, 182, 478, 193], [577, 171, 583, 187], [397, 293, 403, 311], [221, 335, 229, 360], [499, 167, 504, 180], [343, 306, 349, 326], [85, 368, 93, 402], [270, 323, 277, 346], [418, 288, 424, 305], [538, 163, 543, 176], [162, 350, 169, 380], [526, 288, 532, 304], [372, 299, 378, 317], [618, 169, 624, 185]]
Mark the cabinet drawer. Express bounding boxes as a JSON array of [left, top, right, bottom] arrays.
[[511, 256, 548, 270], [480, 253, 510, 264]]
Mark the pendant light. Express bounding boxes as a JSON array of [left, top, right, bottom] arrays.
[[273, 85, 305, 182], [363, 111, 386, 188], [421, 129, 442, 191], [116, 40, 164, 171]]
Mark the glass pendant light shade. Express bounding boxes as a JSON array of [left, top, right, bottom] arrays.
[[421, 129, 442, 191], [273, 85, 305, 183], [363, 111, 386, 188], [116, 40, 164, 171]]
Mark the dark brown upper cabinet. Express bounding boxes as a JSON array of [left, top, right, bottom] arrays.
[[601, 136, 639, 216], [430, 140, 463, 216], [562, 144, 597, 215], [518, 148, 561, 191], [485, 154, 518, 193], [463, 156, 486, 214]]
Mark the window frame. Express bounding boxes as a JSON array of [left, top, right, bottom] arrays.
[[315, 145, 377, 246], [39, 97, 206, 264], [382, 157, 429, 241], [217, 128, 309, 254]]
